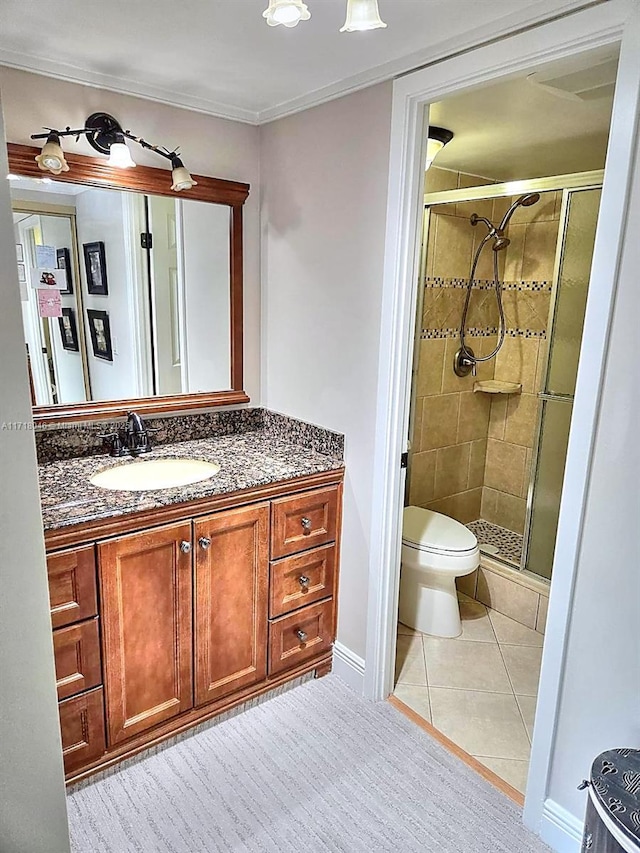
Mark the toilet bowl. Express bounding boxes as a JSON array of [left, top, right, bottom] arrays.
[[399, 506, 480, 638]]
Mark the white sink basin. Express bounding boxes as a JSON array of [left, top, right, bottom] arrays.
[[90, 458, 220, 492]]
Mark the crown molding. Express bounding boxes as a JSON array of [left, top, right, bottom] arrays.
[[257, 0, 608, 123], [0, 0, 608, 128], [0, 48, 261, 126]]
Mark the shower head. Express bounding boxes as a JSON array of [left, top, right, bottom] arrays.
[[498, 191, 541, 232], [492, 235, 511, 251]]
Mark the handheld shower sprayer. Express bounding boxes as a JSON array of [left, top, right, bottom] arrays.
[[454, 192, 540, 377]]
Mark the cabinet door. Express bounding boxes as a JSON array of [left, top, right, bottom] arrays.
[[98, 523, 193, 745], [194, 504, 269, 706]]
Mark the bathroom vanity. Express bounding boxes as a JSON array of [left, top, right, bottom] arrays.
[[9, 142, 344, 784], [40, 415, 344, 783]]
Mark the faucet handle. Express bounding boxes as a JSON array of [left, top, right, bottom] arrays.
[[97, 431, 126, 457]]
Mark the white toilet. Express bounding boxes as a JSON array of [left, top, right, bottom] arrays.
[[399, 506, 480, 638]]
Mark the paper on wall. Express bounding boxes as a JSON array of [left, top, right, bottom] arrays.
[[35, 245, 56, 268], [37, 288, 62, 318], [30, 266, 67, 290]]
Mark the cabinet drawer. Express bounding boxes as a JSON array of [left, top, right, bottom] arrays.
[[53, 619, 102, 701], [268, 599, 334, 676], [270, 544, 336, 618], [58, 687, 106, 775], [271, 486, 338, 559], [47, 546, 97, 629]]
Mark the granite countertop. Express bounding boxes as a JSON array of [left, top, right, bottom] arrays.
[[39, 430, 344, 532]]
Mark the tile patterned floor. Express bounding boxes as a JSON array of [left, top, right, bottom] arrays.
[[467, 519, 524, 567], [393, 594, 543, 795]]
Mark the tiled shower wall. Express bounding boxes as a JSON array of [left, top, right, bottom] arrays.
[[409, 169, 562, 536]]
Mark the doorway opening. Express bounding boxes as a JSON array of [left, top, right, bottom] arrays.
[[392, 44, 617, 798]]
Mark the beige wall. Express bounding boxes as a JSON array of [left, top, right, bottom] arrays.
[[260, 83, 393, 659], [0, 66, 262, 404], [409, 181, 561, 536]]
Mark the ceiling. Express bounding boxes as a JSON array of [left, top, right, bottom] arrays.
[[0, 0, 601, 124], [429, 44, 618, 180]]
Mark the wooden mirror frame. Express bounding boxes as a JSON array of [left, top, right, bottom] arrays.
[[8, 143, 250, 423]]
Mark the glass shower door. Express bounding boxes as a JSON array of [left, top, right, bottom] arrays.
[[523, 187, 602, 580]]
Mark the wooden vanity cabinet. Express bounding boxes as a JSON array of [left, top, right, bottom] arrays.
[[98, 522, 194, 745], [194, 504, 269, 706], [44, 474, 343, 783]]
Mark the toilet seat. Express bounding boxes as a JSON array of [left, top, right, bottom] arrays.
[[402, 506, 477, 556]]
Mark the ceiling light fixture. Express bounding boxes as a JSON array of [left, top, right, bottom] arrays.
[[31, 112, 197, 192], [340, 0, 387, 32], [263, 0, 311, 28], [425, 126, 454, 170], [262, 0, 386, 31]]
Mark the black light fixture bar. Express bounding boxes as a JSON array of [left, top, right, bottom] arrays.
[[30, 112, 197, 191], [30, 116, 178, 163]]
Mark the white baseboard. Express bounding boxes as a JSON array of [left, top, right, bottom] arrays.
[[540, 799, 583, 853], [332, 642, 365, 694]]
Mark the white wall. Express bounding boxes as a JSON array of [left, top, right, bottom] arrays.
[[75, 187, 139, 400], [260, 83, 393, 659], [0, 66, 261, 403], [181, 199, 231, 391], [0, 101, 70, 853], [546, 101, 640, 824]]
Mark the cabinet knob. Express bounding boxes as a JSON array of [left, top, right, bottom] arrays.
[[179, 540, 191, 554], [296, 629, 308, 643], [301, 516, 312, 532], [199, 537, 211, 549], [298, 575, 310, 589]]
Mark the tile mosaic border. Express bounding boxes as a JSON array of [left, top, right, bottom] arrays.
[[425, 277, 553, 292], [420, 328, 547, 340], [35, 408, 344, 464]]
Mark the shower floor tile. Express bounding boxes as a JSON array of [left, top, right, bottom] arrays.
[[467, 519, 523, 567]]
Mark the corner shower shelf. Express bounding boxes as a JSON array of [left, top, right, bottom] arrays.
[[473, 380, 522, 395]]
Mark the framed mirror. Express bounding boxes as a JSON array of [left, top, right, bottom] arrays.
[[8, 143, 250, 423]]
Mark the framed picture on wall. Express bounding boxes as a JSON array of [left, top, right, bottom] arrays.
[[87, 309, 113, 361], [58, 307, 79, 352], [56, 247, 73, 294], [83, 241, 108, 295]]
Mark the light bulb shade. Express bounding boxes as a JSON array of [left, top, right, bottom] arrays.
[[34, 133, 69, 175], [262, 0, 310, 27], [425, 126, 454, 170], [171, 160, 197, 192], [108, 141, 136, 168], [340, 0, 387, 32]]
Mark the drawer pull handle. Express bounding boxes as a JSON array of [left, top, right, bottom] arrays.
[[296, 629, 308, 643], [299, 575, 310, 589], [199, 537, 211, 549], [301, 516, 312, 532], [180, 540, 191, 554]]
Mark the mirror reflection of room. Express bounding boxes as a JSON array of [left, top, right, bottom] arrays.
[[11, 178, 232, 406]]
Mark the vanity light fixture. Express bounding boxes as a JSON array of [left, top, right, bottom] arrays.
[[34, 131, 70, 175], [425, 126, 454, 170], [31, 112, 197, 191], [340, 0, 387, 32], [171, 156, 198, 192], [262, 0, 311, 27]]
